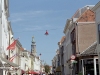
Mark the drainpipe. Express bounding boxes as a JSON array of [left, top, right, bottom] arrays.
[[75, 22, 79, 54]]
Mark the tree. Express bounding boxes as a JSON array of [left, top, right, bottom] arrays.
[[44, 65, 50, 73]]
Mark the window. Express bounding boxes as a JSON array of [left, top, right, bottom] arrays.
[[72, 44, 76, 55], [79, 60, 82, 72], [11, 50, 13, 53], [84, 59, 94, 75], [25, 63, 26, 69], [70, 29, 76, 43], [4, 0, 7, 12], [6, 55, 8, 60]]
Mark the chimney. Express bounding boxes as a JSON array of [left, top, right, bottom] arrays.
[[87, 6, 89, 9]]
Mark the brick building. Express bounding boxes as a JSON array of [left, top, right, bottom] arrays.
[[63, 5, 98, 75]]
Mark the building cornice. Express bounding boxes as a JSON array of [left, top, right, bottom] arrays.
[[8, 21, 13, 35], [63, 19, 71, 34], [77, 22, 95, 24], [92, 1, 100, 11], [16, 40, 22, 48]]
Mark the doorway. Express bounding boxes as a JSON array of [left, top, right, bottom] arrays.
[[84, 59, 94, 75]]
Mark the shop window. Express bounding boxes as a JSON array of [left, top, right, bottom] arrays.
[[96, 59, 99, 75], [79, 60, 82, 72], [84, 59, 94, 75], [70, 29, 76, 43]]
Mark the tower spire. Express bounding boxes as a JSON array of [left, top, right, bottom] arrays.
[[31, 36, 37, 55]]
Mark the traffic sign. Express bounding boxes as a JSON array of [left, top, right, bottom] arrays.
[[71, 55, 76, 60]]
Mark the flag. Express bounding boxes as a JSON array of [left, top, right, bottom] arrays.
[[6, 39, 17, 50], [9, 54, 17, 62]]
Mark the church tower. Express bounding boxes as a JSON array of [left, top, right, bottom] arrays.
[[31, 36, 37, 55]]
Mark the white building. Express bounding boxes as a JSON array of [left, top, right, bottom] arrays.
[[0, 0, 9, 57], [20, 50, 29, 72], [31, 36, 41, 74], [34, 56, 41, 74], [0, 0, 19, 75]]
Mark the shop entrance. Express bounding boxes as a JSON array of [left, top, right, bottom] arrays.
[[83, 58, 99, 75], [84, 59, 94, 75]]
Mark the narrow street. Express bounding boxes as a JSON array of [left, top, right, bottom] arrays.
[[0, 0, 100, 75]]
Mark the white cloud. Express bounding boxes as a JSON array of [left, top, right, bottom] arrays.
[[11, 18, 23, 23], [10, 10, 50, 18], [9, 10, 68, 23], [24, 26, 42, 31], [10, 10, 49, 23], [10, 10, 67, 33]]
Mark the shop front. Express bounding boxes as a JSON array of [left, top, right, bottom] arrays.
[[56, 66, 61, 75], [76, 42, 99, 75], [78, 58, 99, 75], [0, 55, 20, 75]]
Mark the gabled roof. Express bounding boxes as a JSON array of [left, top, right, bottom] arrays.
[[76, 9, 95, 22], [92, 1, 100, 11], [63, 19, 71, 34], [72, 5, 94, 18], [72, 9, 79, 18]]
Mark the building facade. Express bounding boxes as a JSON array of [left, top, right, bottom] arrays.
[[92, 1, 100, 75], [63, 5, 98, 75], [31, 36, 41, 74], [0, 0, 19, 75]]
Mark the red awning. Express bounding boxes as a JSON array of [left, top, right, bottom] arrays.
[[28, 70, 39, 74], [21, 70, 25, 74]]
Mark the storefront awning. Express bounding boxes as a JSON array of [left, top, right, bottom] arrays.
[[0, 56, 19, 67], [26, 70, 39, 74], [56, 66, 61, 72], [21, 70, 25, 74], [78, 42, 97, 57]]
